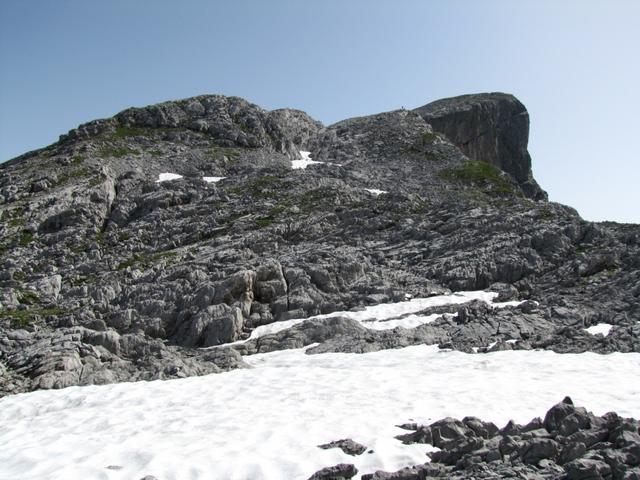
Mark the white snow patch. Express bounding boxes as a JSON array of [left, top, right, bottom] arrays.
[[1, 346, 639, 480], [291, 151, 342, 169], [365, 188, 388, 196], [202, 176, 226, 183], [292, 151, 325, 169], [155, 172, 183, 183], [246, 290, 512, 341], [492, 299, 526, 308], [585, 323, 614, 337], [506, 339, 518, 344]]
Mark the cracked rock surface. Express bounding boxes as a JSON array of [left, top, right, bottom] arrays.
[[1, 92, 638, 396]]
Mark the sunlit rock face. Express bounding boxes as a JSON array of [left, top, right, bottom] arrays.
[[0, 92, 638, 397], [414, 92, 547, 200]]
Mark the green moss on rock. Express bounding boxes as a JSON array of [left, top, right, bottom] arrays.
[[440, 161, 516, 195]]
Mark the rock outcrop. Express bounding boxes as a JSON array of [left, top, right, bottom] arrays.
[[0, 93, 638, 396], [359, 397, 640, 480], [414, 92, 547, 200]]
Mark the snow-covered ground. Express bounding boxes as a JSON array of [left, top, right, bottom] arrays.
[[291, 151, 325, 170], [244, 290, 519, 341], [291, 151, 342, 170], [364, 188, 388, 196], [202, 176, 225, 183], [155, 173, 183, 183], [1, 342, 639, 480], [585, 323, 613, 336]]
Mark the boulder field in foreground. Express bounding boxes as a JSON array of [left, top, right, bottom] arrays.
[[310, 397, 640, 480]]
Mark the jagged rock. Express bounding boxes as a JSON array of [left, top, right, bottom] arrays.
[[367, 400, 640, 480], [519, 438, 561, 464], [318, 439, 367, 456], [361, 463, 447, 479], [565, 458, 613, 480], [414, 92, 546, 200], [544, 396, 577, 432], [234, 316, 366, 355], [307, 463, 358, 480], [173, 304, 244, 347]]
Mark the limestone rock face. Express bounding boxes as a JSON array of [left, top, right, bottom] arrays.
[[414, 92, 547, 200], [63, 95, 323, 159], [1, 92, 638, 396]]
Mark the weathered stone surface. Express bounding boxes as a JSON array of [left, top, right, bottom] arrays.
[[318, 439, 367, 456], [307, 463, 358, 480], [361, 399, 640, 479], [414, 92, 546, 199], [1, 92, 639, 396]]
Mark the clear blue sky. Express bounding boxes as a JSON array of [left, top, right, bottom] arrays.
[[1, 0, 639, 223]]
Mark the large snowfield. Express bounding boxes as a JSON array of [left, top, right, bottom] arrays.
[[1, 296, 639, 480]]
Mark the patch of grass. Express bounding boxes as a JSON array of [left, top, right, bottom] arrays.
[[422, 131, 439, 143], [71, 155, 85, 165], [298, 187, 334, 212], [256, 217, 274, 228], [70, 274, 97, 287], [70, 242, 87, 254], [112, 125, 147, 139], [248, 175, 282, 199], [224, 186, 244, 197], [88, 175, 105, 188], [56, 167, 91, 186], [18, 290, 40, 305], [99, 145, 139, 158], [5, 307, 66, 328], [535, 206, 556, 220], [208, 146, 241, 165], [402, 132, 440, 156], [18, 232, 34, 247], [267, 200, 292, 217], [12, 270, 26, 281], [439, 161, 516, 195], [7, 209, 25, 228], [8, 216, 24, 228], [117, 251, 178, 271], [118, 231, 131, 242], [147, 149, 163, 157]]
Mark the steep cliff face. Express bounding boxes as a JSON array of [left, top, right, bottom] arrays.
[[414, 93, 546, 200], [0, 93, 638, 397]]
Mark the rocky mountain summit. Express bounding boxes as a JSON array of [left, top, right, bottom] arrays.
[[0, 92, 638, 397]]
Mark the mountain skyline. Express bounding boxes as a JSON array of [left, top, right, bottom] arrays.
[[1, 0, 640, 224]]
